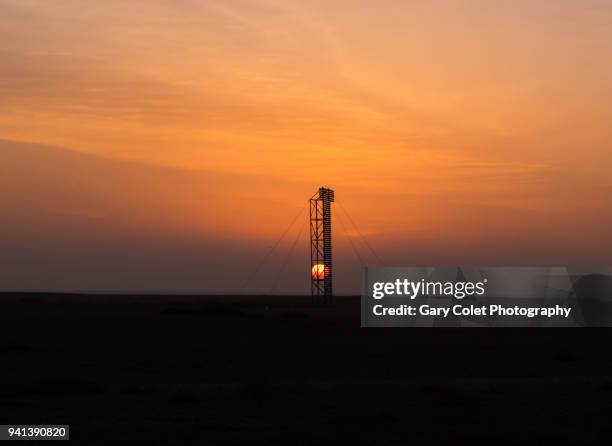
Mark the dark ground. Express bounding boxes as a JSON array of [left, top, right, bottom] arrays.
[[0, 293, 610, 444]]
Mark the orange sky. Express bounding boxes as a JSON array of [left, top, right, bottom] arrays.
[[1, 1, 611, 292]]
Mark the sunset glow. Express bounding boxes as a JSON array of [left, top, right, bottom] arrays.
[[1, 0, 611, 293]]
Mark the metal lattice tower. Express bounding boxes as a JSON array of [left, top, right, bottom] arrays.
[[310, 187, 334, 304]]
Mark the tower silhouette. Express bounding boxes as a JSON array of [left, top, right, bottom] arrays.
[[310, 187, 334, 304]]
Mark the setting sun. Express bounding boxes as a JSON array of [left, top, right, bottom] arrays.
[[311, 264, 327, 281]]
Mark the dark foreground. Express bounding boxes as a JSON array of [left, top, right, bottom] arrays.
[[0, 293, 611, 444]]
